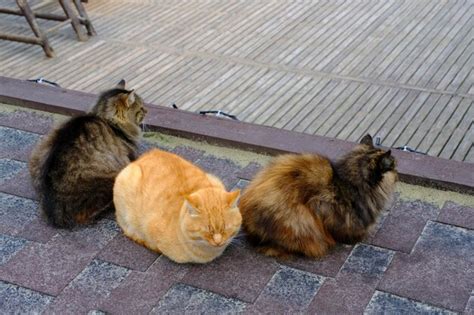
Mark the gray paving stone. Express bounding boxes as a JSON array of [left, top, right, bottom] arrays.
[[0, 167, 36, 200], [151, 283, 247, 314], [251, 266, 324, 313], [232, 178, 250, 191], [0, 234, 28, 265], [378, 221, 473, 312], [100, 256, 188, 314], [194, 154, 242, 190], [236, 162, 262, 181], [365, 291, 456, 315], [45, 259, 130, 313], [0, 219, 119, 296], [0, 109, 54, 135], [181, 243, 279, 303], [0, 280, 53, 314], [0, 192, 38, 236], [280, 244, 352, 277], [0, 126, 39, 162], [340, 244, 394, 278], [97, 233, 159, 271], [0, 159, 25, 186], [371, 200, 439, 253], [437, 201, 474, 230], [16, 216, 57, 244]]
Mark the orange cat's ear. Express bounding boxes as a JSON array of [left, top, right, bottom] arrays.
[[227, 190, 240, 208], [184, 197, 200, 216]]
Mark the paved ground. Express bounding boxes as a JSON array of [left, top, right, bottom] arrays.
[[0, 103, 473, 314], [0, 0, 472, 162]]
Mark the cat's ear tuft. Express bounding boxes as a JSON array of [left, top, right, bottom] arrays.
[[184, 198, 200, 217], [360, 134, 374, 147], [116, 79, 126, 90], [227, 190, 240, 208]]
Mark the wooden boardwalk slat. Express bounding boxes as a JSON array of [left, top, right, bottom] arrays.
[[0, 0, 472, 162]]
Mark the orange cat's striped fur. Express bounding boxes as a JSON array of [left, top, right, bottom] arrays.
[[240, 135, 397, 259], [114, 149, 241, 263]]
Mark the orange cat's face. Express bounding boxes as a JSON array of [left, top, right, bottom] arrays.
[[182, 189, 241, 248]]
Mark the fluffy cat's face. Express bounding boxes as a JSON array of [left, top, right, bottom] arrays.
[[92, 80, 147, 125], [343, 134, 397, 185], [182, 189, 241, 248]]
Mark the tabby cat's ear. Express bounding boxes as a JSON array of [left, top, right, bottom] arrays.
[[116, 79, 126, 90], [379, 150, 395, 171], [126, 90, 136, 107], [360, 134, 374, 147], [227, 190, 240, 208]]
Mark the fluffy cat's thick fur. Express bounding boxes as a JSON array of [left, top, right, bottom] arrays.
[[29, 80, 147, 228], [114, 149, 242, 264], [239, 134, 397, 258]]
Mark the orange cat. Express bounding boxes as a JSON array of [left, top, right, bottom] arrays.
[[113, 149, 241, 263]]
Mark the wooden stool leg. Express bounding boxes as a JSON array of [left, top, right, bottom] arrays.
[[16, 0, 55, 57], [58, 0, 87, 41], [73, 0, 96, 36]]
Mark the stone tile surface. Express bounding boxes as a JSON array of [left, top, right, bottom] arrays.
[[0, 159, 25, 185], [0, 280, 53, 314], [437, 201, 474, 230], [251, 266, 324, 313], [0, 126, 39, 162], [45, 259, 130, 313], [0, 233, 28, 265], [378, 221, 473, 312], [151, 283, 247, 314], [0, 193, 38, 236], [371, 200, 439, 253], [0, 109, 55, 134], [100, 256, 189, 314], [0, 167, 37, 200], [182, 244, 279, 303], [97, 233, 159, 271], [340, 244, 394, 278], [365, 291, 456, 315]]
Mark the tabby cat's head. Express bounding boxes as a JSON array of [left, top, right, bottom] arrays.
[[182, 189, 241, 248], [338, 134, 397, 186], [91, 79, 147, 126]]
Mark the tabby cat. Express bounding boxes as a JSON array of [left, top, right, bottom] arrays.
[[29, 80, 147, 228], [239, 134, 397, 258], [113, 149, 241, 264]]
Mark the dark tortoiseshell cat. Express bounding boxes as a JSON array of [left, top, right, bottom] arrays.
[[29, 80, 147, 228], [240, 134, 397, 258]]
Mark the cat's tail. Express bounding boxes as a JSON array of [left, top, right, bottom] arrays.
[[39, 147, 76, 229]]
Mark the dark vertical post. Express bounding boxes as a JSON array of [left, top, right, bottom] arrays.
[[73, 0, 96, 36]]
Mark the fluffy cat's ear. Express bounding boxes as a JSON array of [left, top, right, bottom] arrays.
[[227, 190, 240, 208], [379, 150, 395, 171], [116, 79, 126, 90], [360, 134, 374, 147]]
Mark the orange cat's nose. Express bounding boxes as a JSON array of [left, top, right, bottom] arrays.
[[213, 233, 222, 244]]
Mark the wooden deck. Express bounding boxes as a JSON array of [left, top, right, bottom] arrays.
[[0, 0, 472, 162]]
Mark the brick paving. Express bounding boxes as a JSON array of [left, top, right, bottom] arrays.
[[0, 104, 473, 314]]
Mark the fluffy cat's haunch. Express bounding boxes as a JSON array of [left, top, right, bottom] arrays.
[[114, 149, 242, 264], [239, 134, 397, 258], [29, 80, 147, 228]]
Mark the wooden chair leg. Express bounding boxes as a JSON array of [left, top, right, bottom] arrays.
[[58, 0, 87, 41], [16, 0, 55, 57], [73, 0, 96, 36]]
